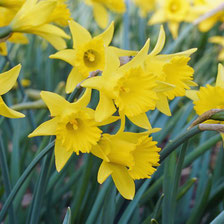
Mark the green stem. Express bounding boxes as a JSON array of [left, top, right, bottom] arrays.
[[0, 135, 16, 224], [0, 141, 54, 221], [160, 126, 201, 162], [0, 26, 12, 39]]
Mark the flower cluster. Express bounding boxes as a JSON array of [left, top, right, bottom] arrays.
[[0, 1, 198, 200], [28, 21, 196, 199]]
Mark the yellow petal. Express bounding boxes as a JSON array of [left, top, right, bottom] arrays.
[[29, 24, 70, 50], [55, 138, 73, 172], [0, 42, 8, 56], [111, 164, 135, 200], [98, 116, 120, 126], [150, 25, 165, 56], [168, 22, 179, 39], [216, 63, 224, 88], [109, 46, 137, 57], [91, 145, 110, 162], [97, 161, 112, 184], [50, 49, 76, 66], [81, 76, 104, 91], [104, 48, 120, 74], [128, 113, 152, 130], [9, 33, 29, 44], [73, 88, 92, 109], [0, 96, 25, 118], [28, 117, 58, 138], [96, 21, 114, 46], [185, 90, 199, 101], [209, 36, 224, 46], [157, 48, 197, 60], [148, 9, 165, 25], [40, 91, 69, 116], [92, 2, 109, 29], [155, 80, 175, 93], [65, 67, 84, 93], [95, 93, 117, 122], [119, 39, 150, 72], [68, 20, 92, 48], [156, 93, 171, 116], [0, 64, 21, 95]]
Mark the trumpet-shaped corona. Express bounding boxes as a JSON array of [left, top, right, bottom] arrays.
[[92, 130, 160, 200]]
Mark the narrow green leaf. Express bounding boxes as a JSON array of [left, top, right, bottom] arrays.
[[210, 211, 224, 224], [63, 207, 71, 224]]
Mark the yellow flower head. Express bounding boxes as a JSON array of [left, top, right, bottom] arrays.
[[50, 20, 136, 94], [28, 89, 108, 172], [149, 0, 191, 38], [50, 20, 113, 93], [144, 26, 197, 116], [187, 64, 224, 116], [85, 0, 126, 28], [0, 64, 25, 118], [82, 39, 157, 129], [0, 0, 70, 50], [91, 130, 160, 200], [191, 0, 224, 32]]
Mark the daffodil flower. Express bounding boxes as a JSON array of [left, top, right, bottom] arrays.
[[144, 26, 197, 116], [50, 20, 136, 93], [28, 89, 119, 172], [0, 0, 70, 50], [0, 64, 25, 118], [148, 0, 191, 38], [82, 39, 158, 129], [85, 0, 126, 29], [91, 128, 161, 200], [190, 0, 224, 32], [186, 64, 224, 140]]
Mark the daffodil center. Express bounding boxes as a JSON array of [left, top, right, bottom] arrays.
[[169, 2, 179, 12], [120, 86, 130, 93], [84, 50, 96, 62], [66, 119, 79, 131]]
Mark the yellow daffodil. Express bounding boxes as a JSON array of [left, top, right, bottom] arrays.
[[0, 64, 25, 118], [28, 89, 118, 171], [82, 39, 158, 129], [209, 36, 224, 61], [186, 64, 224, 139], [190, 0, 224, 32], [149, 0, 191, 38], [133, 0, 156, 17], [50, 20, 136, 94], [85, 0, 126, 28], [144, 26, 197, 116], [0, 0, 70, 50], [91, 129, 160, 200]]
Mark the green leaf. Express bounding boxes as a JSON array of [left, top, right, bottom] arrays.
[[63, 207, 71, 224], [210, 211, 224, 224]]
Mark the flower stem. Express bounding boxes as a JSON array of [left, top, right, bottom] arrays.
[[0, 141, 55, 221], [160, 126, 201, 162], [0, 134, 16, 223]]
